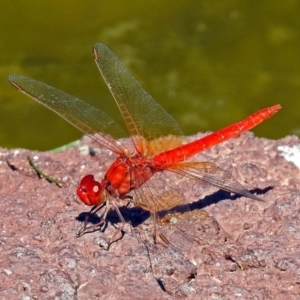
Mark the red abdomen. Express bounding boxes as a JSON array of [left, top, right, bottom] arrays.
[[153, 104, 281, 167]]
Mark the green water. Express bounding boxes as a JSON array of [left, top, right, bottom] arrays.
[[1, 0, 299, 150]]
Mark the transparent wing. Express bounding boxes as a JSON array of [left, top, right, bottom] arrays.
[[93, 43, 186, 155], [130, 171, 194, 255], [170, 162, 263, 201], [129, 168, 198, 289], [9, 75, 128, 154]]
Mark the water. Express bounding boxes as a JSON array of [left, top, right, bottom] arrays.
[[1, 0, 298, 150]]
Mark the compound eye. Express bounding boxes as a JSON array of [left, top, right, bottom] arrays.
[[77, 175, 105, 206]]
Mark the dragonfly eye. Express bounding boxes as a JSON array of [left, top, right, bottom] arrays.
[[77, 175, 104, 206]]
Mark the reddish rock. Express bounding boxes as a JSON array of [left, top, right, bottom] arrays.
[[0, 132, 299, 299]]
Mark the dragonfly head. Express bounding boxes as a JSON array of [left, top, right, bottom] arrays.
[[77, 175, 105, 206]]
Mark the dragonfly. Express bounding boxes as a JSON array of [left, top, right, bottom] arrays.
[[9, 43, 281, 255]]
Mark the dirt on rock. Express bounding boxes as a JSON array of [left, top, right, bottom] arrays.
[[0, 132, 300, 299]]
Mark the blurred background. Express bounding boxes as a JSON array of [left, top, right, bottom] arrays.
[[1, 0, 299, 150]]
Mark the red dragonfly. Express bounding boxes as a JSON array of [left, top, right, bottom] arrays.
[[9, 43, 281, 252]]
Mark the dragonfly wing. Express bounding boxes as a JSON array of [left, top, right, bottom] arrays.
[[9, 75, 127, 154], [93, 43, 185, 155], [130, 171, 198, 290], [130, 171, 194, 255], [143, 239, 197, 293], [170, 162, 263, 201]]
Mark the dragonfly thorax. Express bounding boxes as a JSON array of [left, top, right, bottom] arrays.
[[103, 156, 155, 198]]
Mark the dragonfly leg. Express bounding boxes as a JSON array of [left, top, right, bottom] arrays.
[[104, 199, 127, 250], [77, 196, 132, 249], [76, 203, 106, 237], [118, 194, 133, 208], [151, 212, 158, 244]]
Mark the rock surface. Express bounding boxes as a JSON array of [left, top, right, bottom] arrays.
[[0, 132, 300, 299]]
